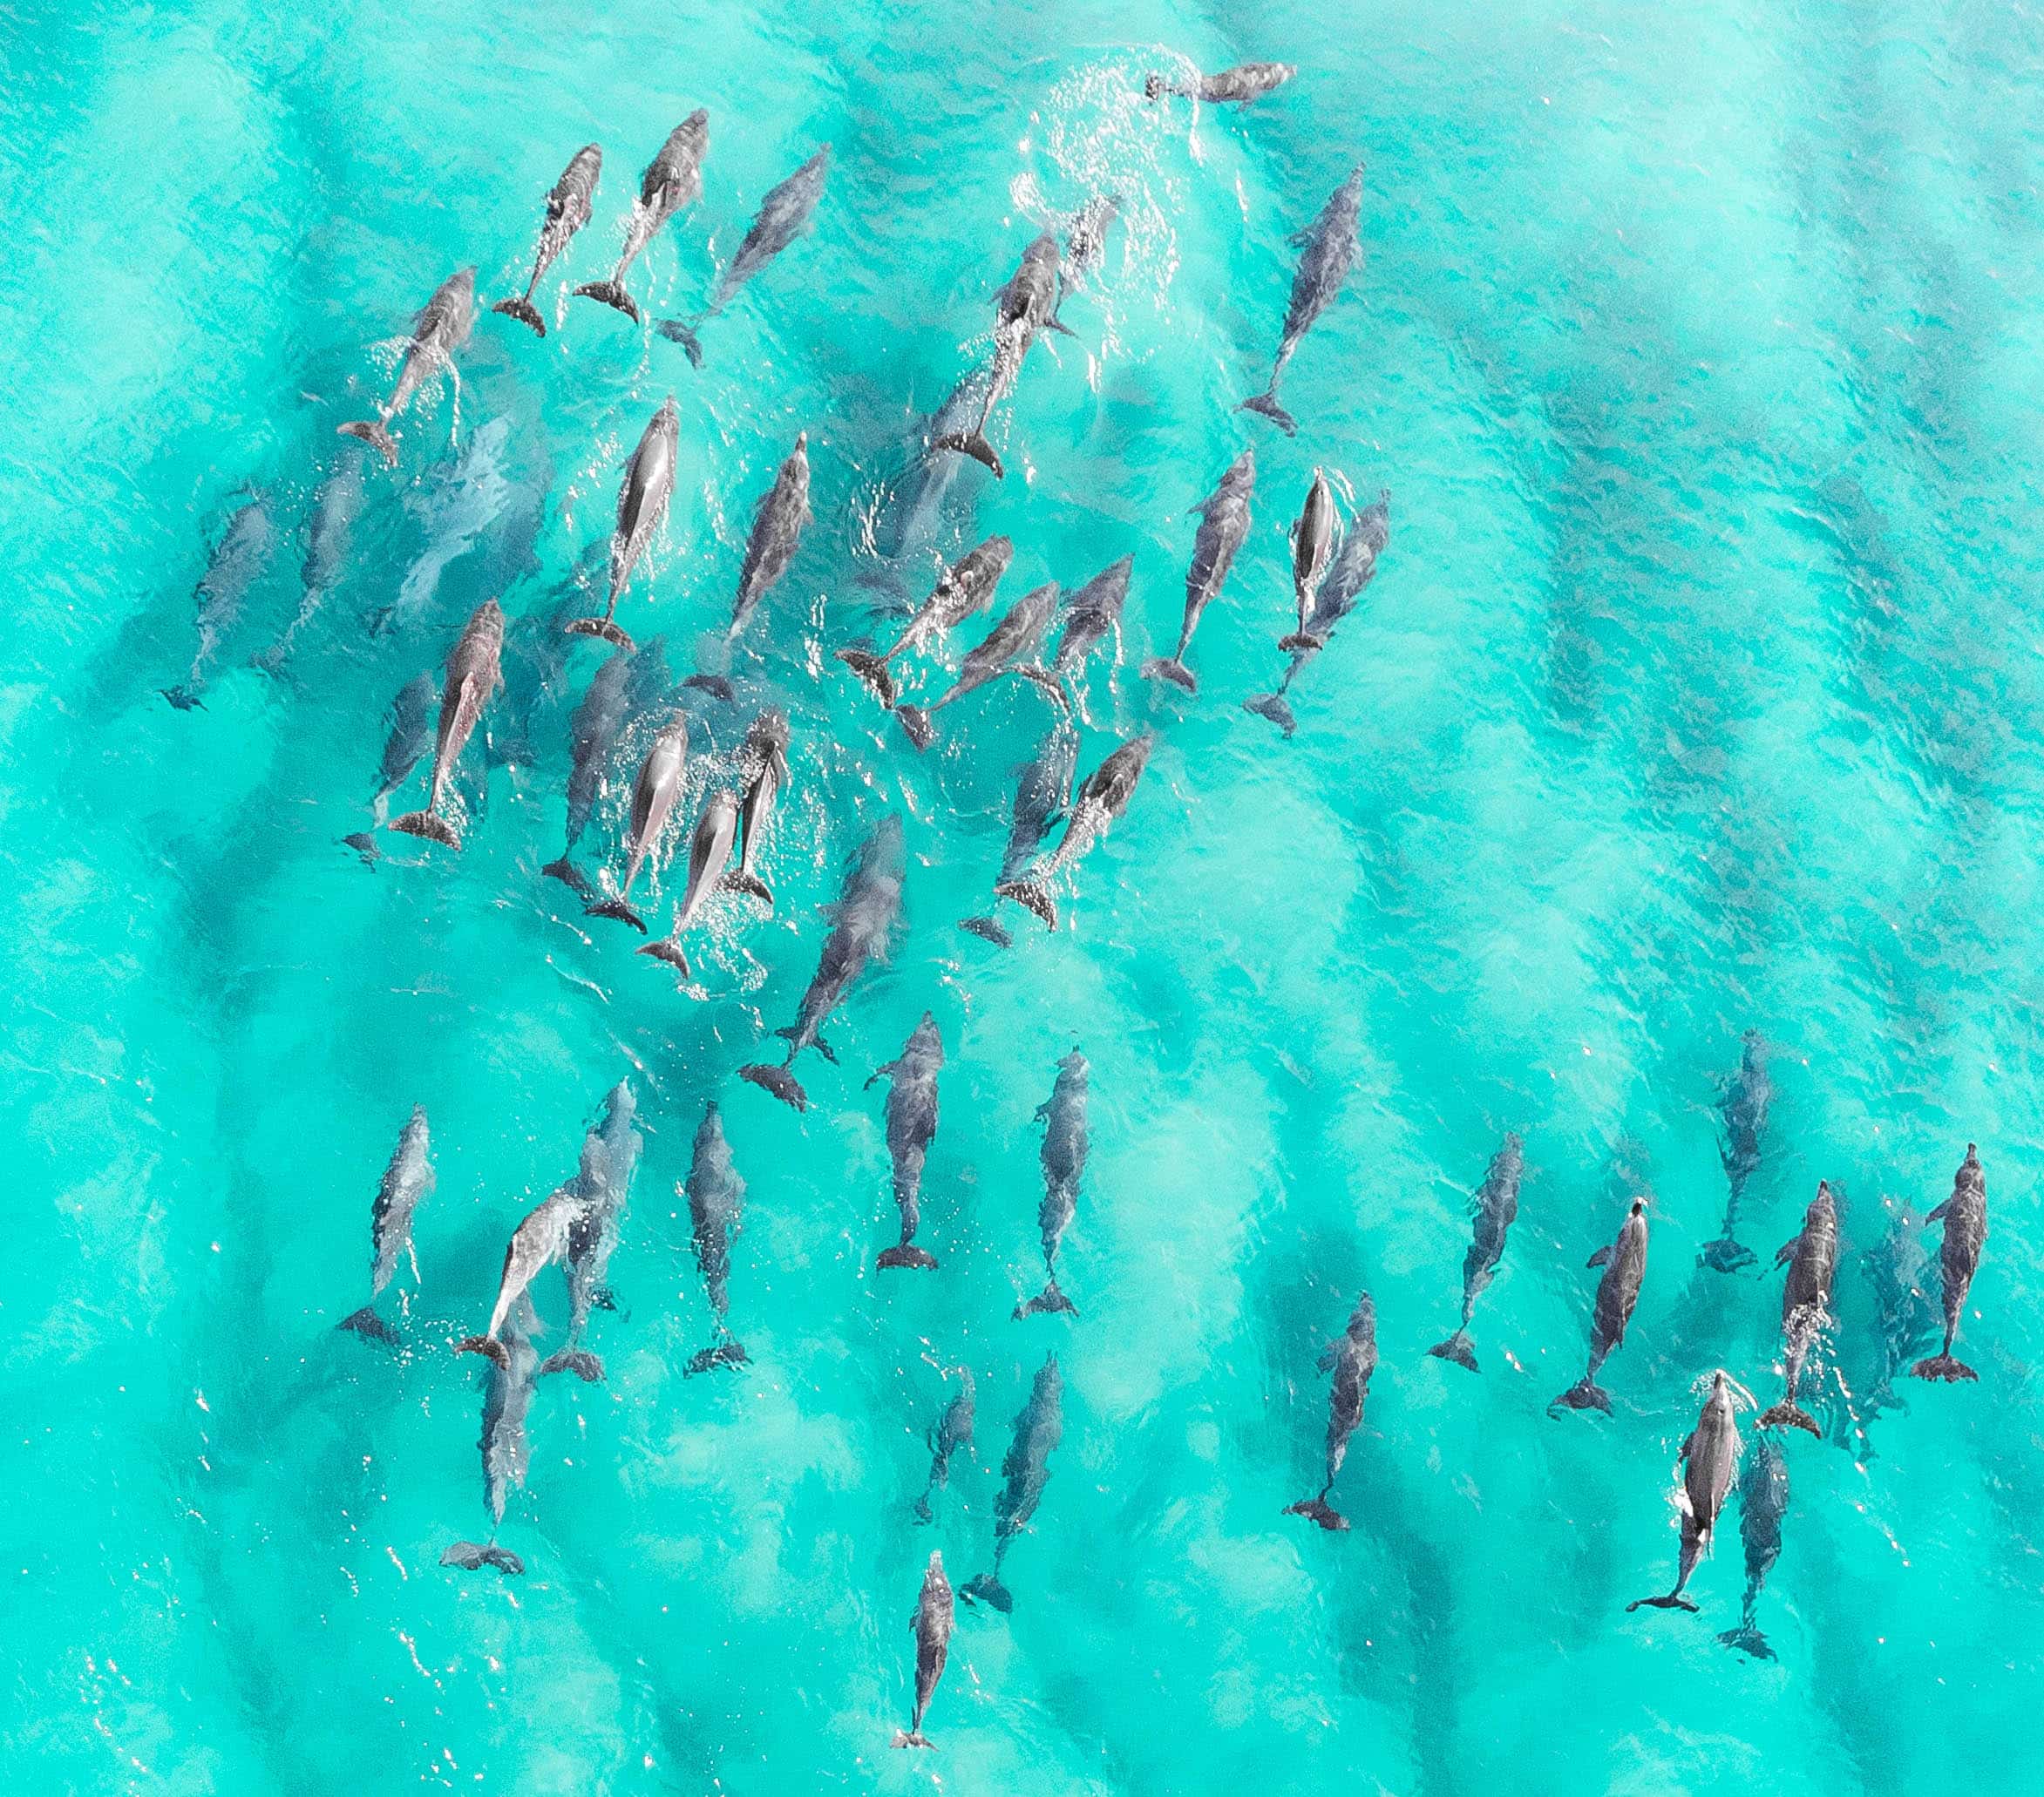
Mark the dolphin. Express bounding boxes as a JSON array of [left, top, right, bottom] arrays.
[[1912, 1143, 1989, 1383], [960, 724, 1079, 946], [913, 1367, 975, 1522], [1016, 1049, 1088, 1317], [1245, 486, 1390, 736], [494, 145, 603, 335], [1629, 1371, 1743, 1614], [389, 597, 506, 849], [541, 1083, 643, 1381], [370, 672, 438, 824], [995, 730, 1154, 930], [339, 267, 477, 465], [933, 231, 1076, 478], [896, 580, 1064, 750], [541, 645, 633, 895], [870, 1013, 944, 1271], [1285, 1292, 1376, 1530], [1141, 448, 1254, 693], [1860, 1198, 1937, 1430], [163, 494, 276, 709], [683, 1102, 749, 1373], [642, 787, 739, 977], [575, 112, 709, 322], [740, 814, 905, 1111], [568, 397, 679, 648], [1017, 553, 1132, 706], [1552, 1198, 1648, 1414], [727, 434, 812, 642], [456, 1182, 584, 1372], [443, 1306, 537, 1577], [839, 535, 1015, 706], [338, 1104, 434, 1346], [1427, 1132, 1525, 1372], [657, 146, 829, 364], [1144, 61, 1297, 105], [1060, 193, 1122, 297], [442, 1542, 526, 1576], [1700, 1031, 1771, 1271], [373, 415, 518, 634], [586, 712, 689, 931], [1758, 1182, 1839, 1434], [892, 1551, 955, 1749], [1238, 167, 1363, 437], [727, 708, 791, 906], [865, 370, 991, 587], [960, 1352, 1063, 1612], [1281, 471, 1336, 649], [254, 448, 365, 675], [1718, 1431, 1788, 1659]]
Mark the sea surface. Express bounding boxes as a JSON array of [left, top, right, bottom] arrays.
[[2, 2, 2040, 1793]]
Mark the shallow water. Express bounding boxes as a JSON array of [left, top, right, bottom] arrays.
[[3, 2, 2041, 1792]]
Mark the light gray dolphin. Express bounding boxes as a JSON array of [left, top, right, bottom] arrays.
[[684, 1102, 749, 1373], [896, 580, 1065, 751], [642, 787, 738, 977], [1246, 485, 1389, 736], [254, 448, 366, 675], [163, 494, 277, 709], [839, 535, 1014, 707], [727, 709, 790, 906], [340, 267, 477, 465], [1145, 61, 1296, 105], [370, 671, 438, 824], [1629, 1370, 1742, 1613], [1700, 1031, 1771, 1272], [1017, 1050, 1088, 1317], [960, 723, 1078, 946], [541, 646, 634, 895], [390, 597, 506, 849], [568, 397, 679, 648], [575, 112, 709, 322], [586, 712, 689, 931], [1718, 1431, 1788, 1658], [1238, 167, 1363, 437], [457, 1182, 584, 1372], [339, 1104, 434, 1346]]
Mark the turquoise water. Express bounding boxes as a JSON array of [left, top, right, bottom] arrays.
[[3, 0, 2041, 1790]]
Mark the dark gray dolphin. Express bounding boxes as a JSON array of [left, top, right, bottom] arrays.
[[641, 787, 739, 978], [727, 434, 812, 642], [1019, 553, 1132, 705], [896, 580, 1064, 751], [255, 448, 365, 675], [339, 267, 477, 465], [960, 724, 1079, 946], [163, 494, 277, 709], [442, 1308, 537, 1577], [1718, 1430, 1788, 1658], [1427, 1132, 1525, 1372], [893, 1550, 955, 1749], [1552, 1197, 1648, 1414], [838, 535, 1014, 707], [575, 112, 709, 322], [586, 712, 689, 931], [1141, 447, 1254, 693], [541, 646, 633, 895], [1758, 1182, 1839, 1434], [870, 1013, 944, 1271], [370, 672, 437, 824], [456, 1181, 584, 1372], [913, 1367, 975, 1522], [541, 1082, 643, 1381], [339, 1104, 434, 1346], [390, 597, 506, 849], [727, 708, 791, 906], [568, 397, 679, 648], [960, 1353, 1063, 1612], [932, 231, 1077, 478], [1145, 61, 1296, 105], [741, 814, 906, 1111], [1629, 1371, 1743, 1613], [442, 1542, 525, 1576], [683, 1102, 748, 1373], [995, 730, 1153, 929], [1700, 1031, 1772, 1272], [1286, 1292, 1376, 1530], [1246, 486, 1390, 736], [658, 146, 829, 364], [1017, 1049, 1088, 1317], [495, 145, 603, 335], [1912, 1143, 1988, 1383], [1238, 167, 1363, 437]]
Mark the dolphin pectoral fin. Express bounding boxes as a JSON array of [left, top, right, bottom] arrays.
[[1283, 1496, 1349, 1531], [1586, 1244, 1614, 1269], [1045, 315, 1080, 339], [814, 1034, 839, 1066], [1773, 1236, 1800, 1268], [1924, 1198, 1951, 1224], [1013, 664, 1071, 710]]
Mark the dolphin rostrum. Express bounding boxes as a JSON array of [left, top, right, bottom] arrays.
[[932, 231, 1076, 478], [1628, 1370, 1743, 1614], [913, 1367, 975, 1522], [1427, 1132, 1524, 1372], [163, 493, 277, 710], [389, 597, 506, 849], [1238, 167, 1363, 437], [1552, 1197, 1648, 1414], [1144, 61, 1296, 105], [1700, 1031, 1771, 1271], [456, 1181, 585, 1373], [727, 434, 812, 642], [960, 1352, 1063, 1612], [1141, 447, 1254, 693], [657, 146, 829, 364], [574, 112, 709, 322], [895, 580, 1065, 751], [339, 267, 477, 466], [494, 145, 603, 336], [1285, 1292, 1377, 1530], [1718, 1430, 1788, 1659], [959, 724, 1079, 947], [541, 645, 633, 894], [870, 1013, 944, 1271], [728, 708, 791, 906], [838, 535, 1014, 708], [684, 1101, 749, 1373], [892, 1550, 955, 1749], [1758, 1181, 1838, 1434], [642, 787, 739, 977], [586, 712, 689, 931], [1912, 1143, 1989, 1383], [995, 730, 1153, 930], [338, 1104, 434, 1346], [1016, 1049, 1088, 1317], [567, 397, 679, 648]]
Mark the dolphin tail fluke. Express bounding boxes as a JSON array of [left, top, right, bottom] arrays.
[[1014, 664, 1070, 709], [455, 1333, 511, 1371], [1237, 391, 1299, 436], [1016, 1281, 1076, 1319], [390, 810, 461, 849], [492, 295, 547, 336], [1698, 1235, 1758, 1273], [835, 648, 898, 707], [1276, 632, 1325, 654], [1138, 655, 1198, 693], [739, 1062, 808, 1111], [1758, 1400, 1821, 1435], [1718, 1623, 1775, 1660], [958, 1574, 1012, 1612], [993, 878, 1057, 930], [959, 915, 1013, 948], [877, 1244, 939, 1271], [896, 705, 936, 751], [1427, 1330, 1479, 1372], [1551, 1378, 1612, 1414], [1626, 1591, 1701, 1614], [160, 684, 207, 712], [538, 1347, 606, 1382], [911, 1495, 934, 1523], [584, 898, 648, 932], [684, 1339, 750, 1375], [1144, 73, 1170, 100], [722, 871, 774, 908], [564, 616, 635, 648], [1244, 692, 1297, 736], [1283, 1496, 1350, 1532], [441, 1541, 526, 1576], [338, 1305, 401, 1346], [892, 1730, 933, 1750], [637, 938, 691, 976], [654, 319, 704, 366], [573, 280, 642, 322], [1911, 1352, 1979, 1383], [931, 431, 1005, 478], [540, 857, 597, 901], [338, 418, 398, 465]]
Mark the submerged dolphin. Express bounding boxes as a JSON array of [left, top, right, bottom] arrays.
[[995, 730, 1153, 930], [1427, 1133, 1524, 1372], [727, 434, 812, 642], [728, 708, 791, 906], [1758, 1182, 1839, 1434], [575, 112, 709, 323], [1142, 448, 1254, 694], [892, 1551, 955, 1749], [1552, 1197, 1648, 1414], [1238, 167, 1363, 437], [1700, 1031, 1771, 1271], [1859, 1198, 1937, 1435], [959, 724, 1079, 946], [541, 645, 634, 894], [870, 1013, 944, 1271], [658, 146, 829, 364], [913, 1367, 975, 1522], [1286, 1292, 1376, 1530], [164, 494, 276, 709], [541, 1083, 643, 1382], [642, 786, 739, 978], [684, 1102, 749, 1373], [339, 267, 477, 465], [1245, 486, 1390, 736], [370, 671, 438, 824], [494, 145, 603, 336], [568, 397, 679, 648], [1060, 193, 1122, 296], [932, 231, 1076, 478], [838, 535, 1014, 708], [338, 1105, 434, 1346], [1016, 1049, 1088, 1317], [389, 597, 506, 849], [255, 448, 366, 675], [1912, 1143, 1989, 1383], [1020, 553, 1132, 705], [586, 712, 689, 931], [1144, 61, 1296, 105], [1629, 1371, 1742, 1614], [960, 1353, 1063, 1612], [1718, 1431, 1788, 1659]]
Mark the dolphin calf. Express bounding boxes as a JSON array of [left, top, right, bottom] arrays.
[[1238, 167, 1363, 437], [338, 1105, 435, 1346], [1016, 1049, 1088, 1317], [995, 730, 1153, 929], [1019, 553, 1131, 707], [339, 267, 476, 465], [727, 434, 812, 642], [913, 1367, 975, 1522], [1552, 1197, 1648, 1414], [494, 145, 602, 336], [838, 535, 1014, 707], [1718, 1431, 1788, 1659], [642, 787, 738, 977], [586, 712, 689, 931], [1141, 447, 1254, 693], [1427, 1132, 1525, 1372], [1700, 1031, 1771, 1271], [1912, 1143, 1989, 1383], [1758, 1182, 1839, 1434], [960, 724, 1079, 946], [1144, 61, 1296, 105], [896, 580, 1063, 750], [541, 645, 633, 895], [961, 1352, 1063, 1612], [541, 1082, 643, 1381], [683, 1102, 749, 1373], [741, 814, 905, 1111], [870, 1013, 944, 1270], [1245, 486, 1390, 736], [1629, 1371, 1743, 1614], [1285, 1292, 1376, 1530], [255, 448, 365, 675], [727, 708, 791, 906], [933, 231, 1076, 478], [163, 494, 276, 709], [568, 397, 679, 648], [457, 1181, 584, 1372], [575, 112, 708, 322], [389, 597, 506, 849], [892, 1550, 955, 1749], [370, 671, 437, 824], [443, 1308, 537, 1577], [657, 146, 829, 364]]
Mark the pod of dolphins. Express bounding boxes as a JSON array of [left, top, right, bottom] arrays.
[[162, 49, 2004, 1748]]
